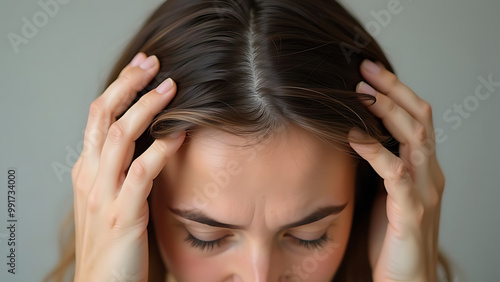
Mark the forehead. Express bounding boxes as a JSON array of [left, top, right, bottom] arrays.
[[156, 125, 356, 216]]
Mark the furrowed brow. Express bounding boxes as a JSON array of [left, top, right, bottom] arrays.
[[168, 202, 348, 230]]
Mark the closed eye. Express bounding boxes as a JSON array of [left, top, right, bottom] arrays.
[[185, 232, 331, 252], [289, 232, 330, 250], [184, 233, 227, 252]]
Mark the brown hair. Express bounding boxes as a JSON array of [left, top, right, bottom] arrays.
[[44, 0, 452, 281]]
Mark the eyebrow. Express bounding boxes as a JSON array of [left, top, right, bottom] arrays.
[[168, 202, 348, 230]]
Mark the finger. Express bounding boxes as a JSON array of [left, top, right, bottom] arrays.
[[115, 133, 186, 224], [123, 51, 149, 72], [360, 59, 435, 138], [81, 52, 147, 160], [356, 81, 427, 148], [95, 78, 177, 203], [71, 157, 87, 262], [76, 58, 155, 242], [81, 53, 158, 163], [356, 78, 437, 176], [72, 159, 87, 269], [357, 81, 436, 176], [71, 156, 83, 182], [348, 128, 418, 213], [73, 186, 81, 263]]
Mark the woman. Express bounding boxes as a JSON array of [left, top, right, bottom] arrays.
[[45, 0, 452, 281]]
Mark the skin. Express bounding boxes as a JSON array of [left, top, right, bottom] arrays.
[[150, 123, 357, 282], [352, 61, 444, 282], [72, 52, 444, 282]]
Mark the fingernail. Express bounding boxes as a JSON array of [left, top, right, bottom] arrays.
[[358, 81, 377, 96], [362, 59, 381, 74], [140, 55, 157, 70], [130, 52, 145, 67], [156, 78, 174, 94], [168, 131, 184, 139]]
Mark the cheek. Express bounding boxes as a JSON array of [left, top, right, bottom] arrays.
[[164, 245, 223, 281], [156, 230, 228, 281], [296, 252, 344, 281]]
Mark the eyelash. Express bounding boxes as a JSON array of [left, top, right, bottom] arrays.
[[184, 232, 330, 252], [184, 233, 224, 252], [293, 232, 330, 250]]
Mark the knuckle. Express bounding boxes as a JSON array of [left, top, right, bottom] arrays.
[[73, 177, 87, 196], [117, 71, 145, 93], [86, 190, 101, 213], [107, 210, 120, 230], [414, 123, 428, 144], [363, 142, 383, 161], [392, 159, 408, 181], [386, 99, 398, 116], [129, 158, 148, 180], [108, 122, 126, 143], [73, 173, 93, 199], [153, 140, 170, 156], [116, 71, 133, 86], [136, 95, 153, 113], [421, 101, 433, 119], [85, 127, 102, 143], [89, 98, 105, 119], [370, 143, 383, 157]]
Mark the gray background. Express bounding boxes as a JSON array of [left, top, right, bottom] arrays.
[[0, 0, 498, 281]]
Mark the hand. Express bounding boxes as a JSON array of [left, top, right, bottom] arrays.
[[348, 59, 445, 282], [72, 52, 186, 282]]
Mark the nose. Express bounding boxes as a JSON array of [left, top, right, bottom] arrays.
[[231, 241, 276, 282], [249, 245, 272, 282]]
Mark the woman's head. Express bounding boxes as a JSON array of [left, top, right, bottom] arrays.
[[105, 0, 398, 281]]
